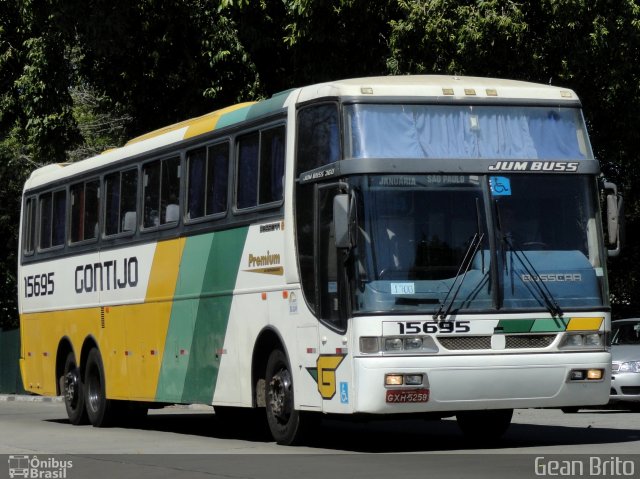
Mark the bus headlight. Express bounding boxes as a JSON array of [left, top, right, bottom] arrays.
[[385, 338, 403, 351], [359, 336, 439, 354], [404, 337, 423, 350], [559, 332, 604, 350], [359, 337, 380, 354]]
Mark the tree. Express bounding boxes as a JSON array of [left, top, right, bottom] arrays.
[[2, 0, 640, 328], [0, 0, 80, 328], [387, 0, 640, 316], [67, 0, 264, 136]]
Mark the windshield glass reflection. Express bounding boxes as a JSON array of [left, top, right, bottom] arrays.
[[350, 174, 605, 315]]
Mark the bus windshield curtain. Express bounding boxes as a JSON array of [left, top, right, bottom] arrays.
[[348, 105, 585, 160]]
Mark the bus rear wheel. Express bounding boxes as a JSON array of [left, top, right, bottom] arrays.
[[456, 409, 513, 442], [60, 351, 88, 425], [265, 349, 315, 445], [84, 348, 115, 427]]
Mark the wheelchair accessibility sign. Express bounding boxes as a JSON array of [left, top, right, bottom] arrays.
[[340, 382, 349, 404], [490, 176, 511, 196]]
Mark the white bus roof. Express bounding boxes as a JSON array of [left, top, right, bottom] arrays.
[[23, 75, 579, 192]]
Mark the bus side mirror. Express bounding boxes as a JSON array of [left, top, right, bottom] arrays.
[[334, 194, 352, 249], [604, 181, 623, 257]]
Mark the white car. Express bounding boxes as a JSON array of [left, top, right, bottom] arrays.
[[610, 318, 640, 410]]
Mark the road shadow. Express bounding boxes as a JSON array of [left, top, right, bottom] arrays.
[[45, 407, 640, 453]]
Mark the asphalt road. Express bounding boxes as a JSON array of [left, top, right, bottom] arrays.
[[1, 397, 639, 478]]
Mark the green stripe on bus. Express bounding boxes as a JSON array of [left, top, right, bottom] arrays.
[[496, 318, 569, 334], [530, 318, 569, 332], [214, 105, 253, 130], [155, 227, 248, 403], [244, 90, 292, 121], [495, 319, 535, 333]]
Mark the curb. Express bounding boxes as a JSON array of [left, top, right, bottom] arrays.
[[0, 394, 63, 403]]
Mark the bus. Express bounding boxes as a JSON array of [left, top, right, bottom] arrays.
[[18, 75, 622, 445]]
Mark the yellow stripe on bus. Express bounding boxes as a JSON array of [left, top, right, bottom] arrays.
[[566, 317, 603, 331], [183, 102, 256, 139], [113, 238, 187, 400], [125, 102, 256, 145], [146, 238, 185, 301]]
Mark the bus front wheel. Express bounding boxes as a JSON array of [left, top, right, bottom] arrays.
[[84, 348, 115, 427], [60, 351, 88, 425], [265, 349, 316, 445], [456, 409, 513, 442]]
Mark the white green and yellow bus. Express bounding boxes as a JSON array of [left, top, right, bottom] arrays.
[[18, 76, 622, 445]]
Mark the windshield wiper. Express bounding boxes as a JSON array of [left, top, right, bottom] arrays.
[[433, 198, 485, 320], [433, 232, 484, 320], [495, 201, 563, 318]]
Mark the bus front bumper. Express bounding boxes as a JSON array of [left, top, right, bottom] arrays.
[[353, 352, 610, 414]]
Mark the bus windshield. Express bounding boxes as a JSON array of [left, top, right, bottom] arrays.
[[344, 104, 593, 160], [349, 174, 606, 315]]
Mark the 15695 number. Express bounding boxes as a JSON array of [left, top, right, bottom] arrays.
[[24, 272, 55, 298], [396, 320, 470, 335]]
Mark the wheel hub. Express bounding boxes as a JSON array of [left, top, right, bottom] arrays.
[[268, 368, 292, 422], [64, 370, 79, 405]]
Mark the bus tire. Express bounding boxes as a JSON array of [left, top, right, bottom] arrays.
[[60, 351, 88, 425], [84, 348, 115, 427], [456, 409, 513, 442], [265, 349, 309, 445]]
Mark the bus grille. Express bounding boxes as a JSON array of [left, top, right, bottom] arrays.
[[505, 334, 555, 349], [436, 334, 556, 350], [437, 336, 491, 350]]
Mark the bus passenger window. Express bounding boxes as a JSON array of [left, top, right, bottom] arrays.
[[296, 104, 339, 172], [70, 179, 100, 243], [143, 161, 161, 227], [161, 157, 180, 224], [38, 193, 52, 250], [259, 126, 285, 205], [105, 168, 138, 235], [236, 126, 285, 210], [51, 190, 66, 246], [187, 143, 229, 220], [23, 197, 36, 255], [187, 148, 206, 219], [36, 189, 66, 249], [105, 172, 121, 235], [237, 132, 259, 209], [207, 142, 229, 215], [143, 156, 180, 229]]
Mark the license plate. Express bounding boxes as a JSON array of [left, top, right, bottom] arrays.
[[385, 389, 430, 403]]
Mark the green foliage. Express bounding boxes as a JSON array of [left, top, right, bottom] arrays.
[[2, 0, 640, 327], [67, 0, 264, 135], [388, 0, 640, 316], [0, 135, 31, 328], [388, 0, 530, 77]]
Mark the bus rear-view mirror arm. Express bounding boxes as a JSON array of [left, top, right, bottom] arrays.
[[604, 181, 623, 257], [334, 193, 352, 249]]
